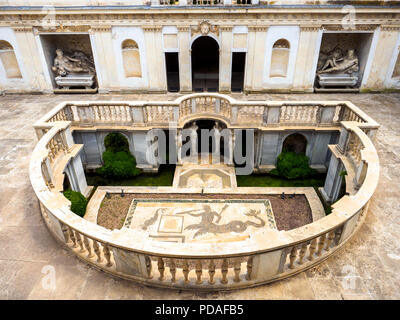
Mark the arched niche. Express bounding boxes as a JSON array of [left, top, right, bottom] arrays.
[[269, 39, 290, 78], [121, 39, 142, 78], [282, 133, 307, 154], [0, 40, 22, 79]]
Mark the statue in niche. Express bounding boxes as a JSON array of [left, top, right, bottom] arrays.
[[51, 49, 95, 77], [318, 49, 359, 75]]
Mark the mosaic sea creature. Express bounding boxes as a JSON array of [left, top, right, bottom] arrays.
[[176, 205, 265, 239]]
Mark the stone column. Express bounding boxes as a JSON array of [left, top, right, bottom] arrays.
[[14, 27, 52, 93], [89, 26, 119, 93], [143, 26, 167, 93], [177, 26, 192, 92], [244, 26, 268, 92], [219, 26, 233, 93], [292, 25, 321, 92]]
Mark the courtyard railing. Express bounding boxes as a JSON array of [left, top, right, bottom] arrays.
[[30, 93, 379, 290]]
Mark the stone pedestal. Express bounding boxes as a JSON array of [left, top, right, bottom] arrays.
[[55, 74, 94, 89], [317, 73, 358, 88]]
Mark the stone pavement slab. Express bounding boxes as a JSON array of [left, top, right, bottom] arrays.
[[0, 92, 399, 299]]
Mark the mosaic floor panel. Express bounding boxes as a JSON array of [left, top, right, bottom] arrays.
[[123, 199, 276, 243]]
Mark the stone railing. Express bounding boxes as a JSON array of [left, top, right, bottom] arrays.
[[30, 94, 380, 290], [34, 93, 378, 136], [157, 0, 255, 5]]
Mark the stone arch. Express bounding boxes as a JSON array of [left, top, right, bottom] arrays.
[[270, 38, 290, 78], [121, 39, 142, 78], [0, 40, 22, 79], [282, 133, 307, 154]]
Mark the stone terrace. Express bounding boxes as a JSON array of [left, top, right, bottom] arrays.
[[0, 92, 399, 300]]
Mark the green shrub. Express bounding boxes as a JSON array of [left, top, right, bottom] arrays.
[[270, 151, 316, 180], [63, 190, 88, 217], [104, 132, 130, 153], [96, 150, 141, 180], [97, 132, 141, 180]]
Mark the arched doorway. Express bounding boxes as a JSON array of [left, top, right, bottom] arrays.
[[282, 133, 307, 154], [191, 36, 219, 92]]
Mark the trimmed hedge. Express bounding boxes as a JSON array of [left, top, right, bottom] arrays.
[[63, 190, 88, 217], [270, 151, 316, 180], [97, 133, 141, 180], [96, 150, 141, 179]]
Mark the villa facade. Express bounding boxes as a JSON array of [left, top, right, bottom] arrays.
[[0, 1, 400, 94]]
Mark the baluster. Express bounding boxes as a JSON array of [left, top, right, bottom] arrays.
[[289, 246, 298, 269], [308, 238, 317, 261], [221, 259, 228, 284], [325, 230, 336, 252], [145, 255, 152, 278], [83, 235, 94, 258], [92, 240, 103, 263], [157, 257, 165, 281], [246, 256, 253, 280], [233, 260, 241, 282], [317, 234, 326, 256], [68, 227, 78, 248], [103, 244, 112, 267], [298, 243, 308, 265], [208, 260, 216, 285], [169, 259, 176, 283], [75, 232, 85, 253], [195, 261, 202, 284], [61, 223, 70, 244], [183, 261, 189, 284]]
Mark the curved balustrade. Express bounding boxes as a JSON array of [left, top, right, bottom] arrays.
[[30, 94, 380, 290]]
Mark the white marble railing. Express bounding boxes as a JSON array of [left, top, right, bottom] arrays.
[[30, 94, 380, 290]]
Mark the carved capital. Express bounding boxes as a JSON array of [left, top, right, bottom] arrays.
[[13, 26, 33, 33], [177, 26, 190, 32], [90, 25, 112, 33], [142, 25, 163, 32], [220, 26, 233, 32], [300, 25, 321, 32], [380, 25, 400, 31], [248, 25, 269, 32]]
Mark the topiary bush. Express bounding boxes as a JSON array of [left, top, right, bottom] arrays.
[[63, 190, 88, 217], [96, 133, 141, 180], [270, 151, 316, 180]]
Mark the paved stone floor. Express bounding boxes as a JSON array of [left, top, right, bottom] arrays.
[[0, 92, 399, 299]]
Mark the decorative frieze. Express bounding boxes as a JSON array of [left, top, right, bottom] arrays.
[[322, 24, 378, 32]]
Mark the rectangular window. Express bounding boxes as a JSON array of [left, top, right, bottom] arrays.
[[165, 52, 180, 92]]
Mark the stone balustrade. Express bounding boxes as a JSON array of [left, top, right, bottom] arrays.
[[35, 93, 379, 132], [30, 93, 380, 290]]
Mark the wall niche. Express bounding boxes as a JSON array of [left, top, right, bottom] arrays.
[[0, 40, 22, 79]]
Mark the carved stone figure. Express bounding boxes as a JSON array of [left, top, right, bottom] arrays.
[[51, 49, 95, 77], [318, 49, 359, 75]]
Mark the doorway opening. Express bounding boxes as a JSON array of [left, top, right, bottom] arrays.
[[231, 52, 246, 92], [191, 36, 219, 92], [165, 52, 180, 92]]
